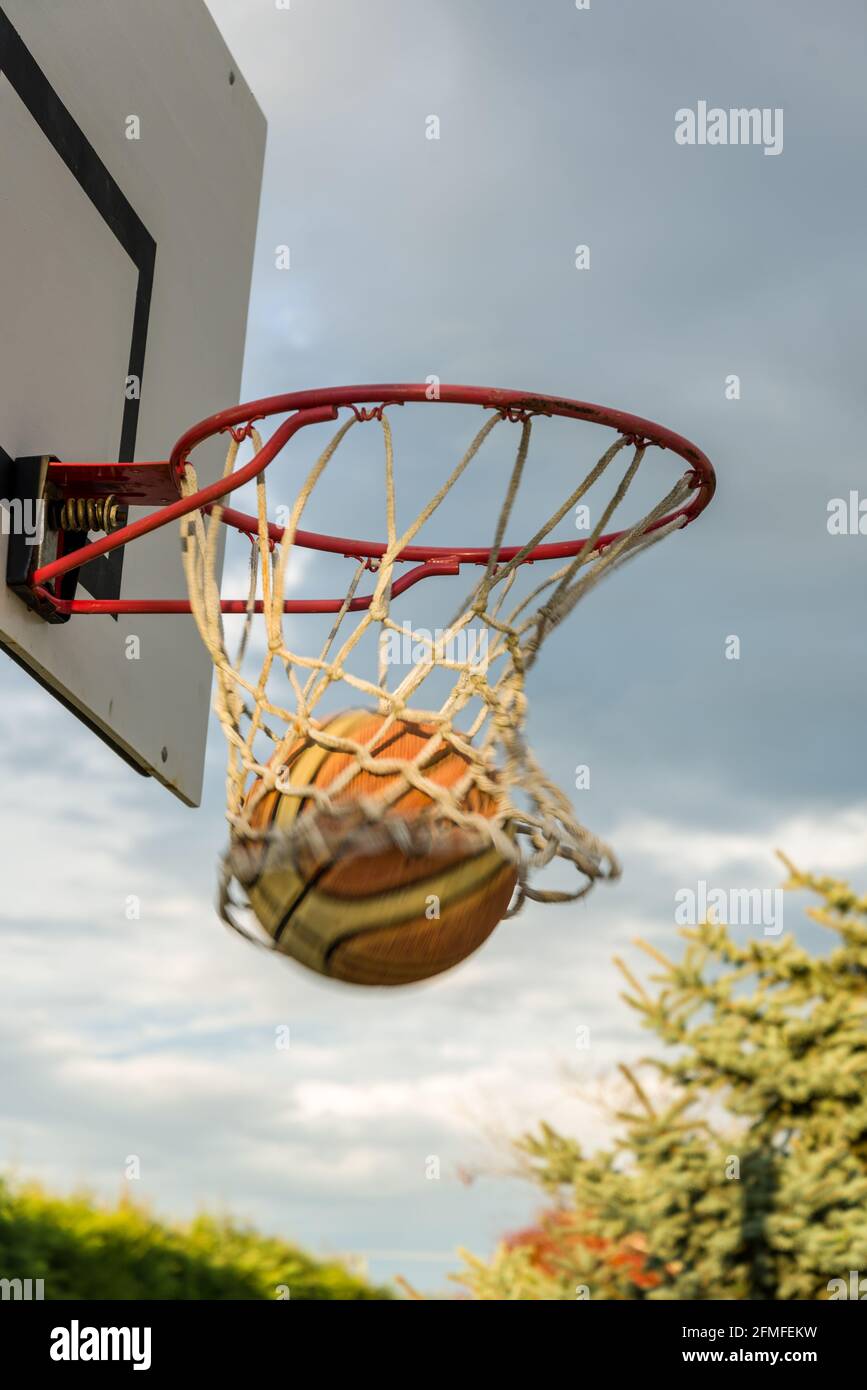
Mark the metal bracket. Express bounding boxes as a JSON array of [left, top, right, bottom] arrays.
[[5, 456, 84, 623]]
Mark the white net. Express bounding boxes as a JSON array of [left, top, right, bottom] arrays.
[[178, 402, 695, 933]]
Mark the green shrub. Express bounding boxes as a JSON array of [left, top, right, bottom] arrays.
[[0, 1181, 392, 1300]]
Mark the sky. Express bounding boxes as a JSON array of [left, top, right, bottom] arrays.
[[2, 0, 866, 1294]]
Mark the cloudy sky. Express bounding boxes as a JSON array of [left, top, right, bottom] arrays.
[[2, 0, 865, 1294]]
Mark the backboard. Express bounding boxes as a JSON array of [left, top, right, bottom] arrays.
[[0, 0, 266, 805]]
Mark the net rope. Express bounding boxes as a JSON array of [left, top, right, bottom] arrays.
[[178, 405, 694, 933]]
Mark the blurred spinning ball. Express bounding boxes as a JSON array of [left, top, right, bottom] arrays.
[[235, 709, 518, 986]]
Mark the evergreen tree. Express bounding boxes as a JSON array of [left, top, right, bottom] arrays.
[[458, 857, 867, 1299]]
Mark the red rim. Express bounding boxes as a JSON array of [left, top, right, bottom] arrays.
[[30, 384, 716, 614], [172, 382, 714, 512]]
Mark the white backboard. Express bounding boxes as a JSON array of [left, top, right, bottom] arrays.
[[0, 0, 265, 804]]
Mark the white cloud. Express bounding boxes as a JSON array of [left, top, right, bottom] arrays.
[[614, 807, 867, 879]]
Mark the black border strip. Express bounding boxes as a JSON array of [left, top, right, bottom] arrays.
[[0, 4, 156, 602]]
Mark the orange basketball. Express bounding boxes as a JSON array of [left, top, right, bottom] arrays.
[[233, 709, 517, 986]]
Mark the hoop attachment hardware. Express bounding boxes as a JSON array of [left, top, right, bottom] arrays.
[[222, 418, 266, 445], [51, 495, 122, 533], [349, 403, 402, 423], [497, 405, 552, 424]]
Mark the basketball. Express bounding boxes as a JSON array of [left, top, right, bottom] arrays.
[[233, 709, 518, 986]]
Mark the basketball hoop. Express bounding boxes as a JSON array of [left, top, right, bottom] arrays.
[[8, 384, 715, 938]]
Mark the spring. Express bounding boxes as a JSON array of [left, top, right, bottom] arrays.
[[53, 496, 122, 533]]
